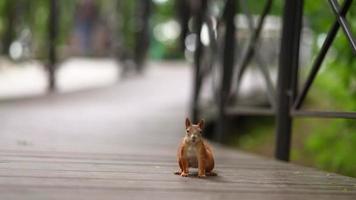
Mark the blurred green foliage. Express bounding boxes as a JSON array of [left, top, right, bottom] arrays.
[[301, 0, 356, 177], [150, 0, 183, 59], [0, 0, 77, 57]]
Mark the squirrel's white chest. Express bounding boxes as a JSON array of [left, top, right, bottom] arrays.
[[185, 145, 198, 168], [186, 145, 197, 158]]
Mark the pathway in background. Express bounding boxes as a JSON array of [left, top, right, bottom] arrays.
[[0, 58, 119, 99], [0, 61, 190, 154]]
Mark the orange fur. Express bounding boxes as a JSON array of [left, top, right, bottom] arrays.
[[175, 118, 215, 178]]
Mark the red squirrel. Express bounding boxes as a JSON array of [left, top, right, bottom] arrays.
[[174, 118, 216, 177]]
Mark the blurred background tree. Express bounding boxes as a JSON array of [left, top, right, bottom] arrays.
[[0, 0, 183, 61]]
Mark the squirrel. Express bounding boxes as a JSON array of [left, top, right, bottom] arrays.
[[174, 118, 216, 177]]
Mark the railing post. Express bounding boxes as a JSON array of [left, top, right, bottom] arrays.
[[191, 0, 207, 122], [2, 0, 16, 55], [134, 0, 151, 73], [275, 0, 303, 161], [48, 0, 58, 91], [177, 0, 190, 51], [215, 0, 236, 142]]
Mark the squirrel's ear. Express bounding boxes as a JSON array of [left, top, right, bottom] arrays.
[[198, 119, 205, 129], [185, 118, 191, 129]]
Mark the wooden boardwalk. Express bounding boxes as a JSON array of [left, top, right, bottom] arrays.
[[0, 62, 355, 199]]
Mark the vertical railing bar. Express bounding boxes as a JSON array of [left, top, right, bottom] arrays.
[[48, 0, 58, 91], [275, 0, 303, 161], [216, 0, 236, 142], [328, 0, 356, 54], [2, 0, 16, 55], [191, 0, 208, 122], [133, 0, 151, 72], [293, 0, 352, 109], [290, 0, 304, 102]]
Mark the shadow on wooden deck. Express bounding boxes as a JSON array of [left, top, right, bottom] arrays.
[[0, 62, 355, 200]]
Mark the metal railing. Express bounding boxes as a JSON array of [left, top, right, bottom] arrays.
[[191, 0, 356, 161]]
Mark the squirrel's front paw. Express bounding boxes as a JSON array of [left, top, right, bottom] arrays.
[[198, 174, 206, 178], [180, 172, 189, 177]]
